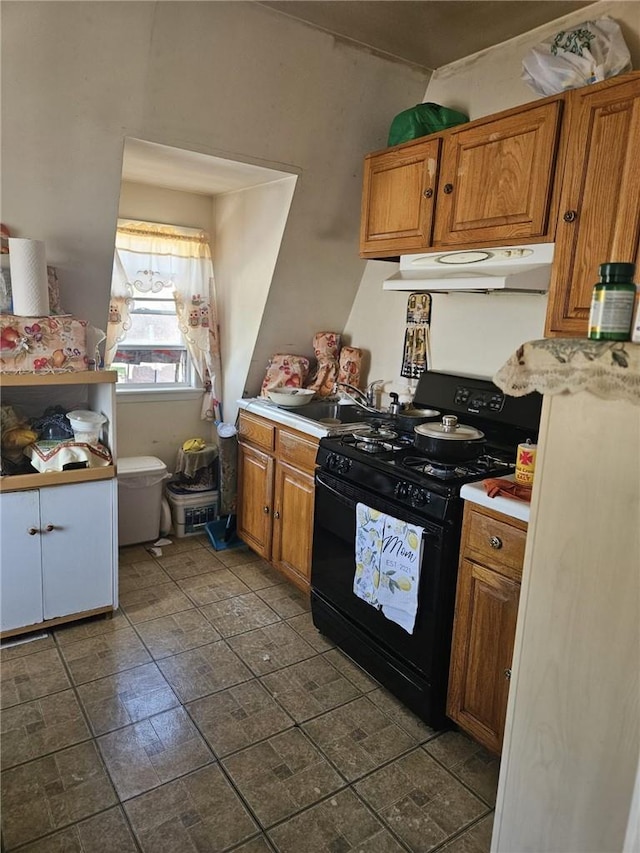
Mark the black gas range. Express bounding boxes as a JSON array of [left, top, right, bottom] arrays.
[[316, 427, 518, 523], [310, 371, 541, 729]]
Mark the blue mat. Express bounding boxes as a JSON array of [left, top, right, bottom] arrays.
[[205, 519, 245, 552]]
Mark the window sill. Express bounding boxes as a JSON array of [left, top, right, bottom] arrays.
[[115, 386, 203, 404]]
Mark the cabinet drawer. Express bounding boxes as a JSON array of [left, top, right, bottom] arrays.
[[277, 428, 318, 473], [465, 508, 526, 577], [238, 412, 275, 452]]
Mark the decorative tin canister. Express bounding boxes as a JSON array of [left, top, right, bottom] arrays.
[[515, 440, 537, 486]]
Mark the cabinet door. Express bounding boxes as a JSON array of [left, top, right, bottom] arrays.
[[0, 490, 43, 632], [447, 558, 520, 755], [40, 481, 115, 620], [271, 461, 315, 590], [434, 101, 562, 247], [360, 138, 441, 257], [237, 443, 274, 559], [546, 74, 640, 336]]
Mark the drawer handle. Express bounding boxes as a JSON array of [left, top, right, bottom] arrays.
[[563, 209, 577, 223], [489, 535, 503, 550], [27, 527, 40, 536], [504, 668, 511, 680], [273, 510, 280, 519], [423, 187, 433, 199], [263, 506, 270, 515], [443, 183, 454, 194]]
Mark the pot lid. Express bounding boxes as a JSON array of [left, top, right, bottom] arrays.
[[355, 426, 398, 443], [414, 415, 484, 441], [400, 408, 440, 418]]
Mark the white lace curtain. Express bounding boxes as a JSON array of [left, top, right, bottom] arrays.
[[105, 220, 222, 421]]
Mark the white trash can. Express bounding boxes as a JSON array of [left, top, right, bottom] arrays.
[[118, 456, 168, 546]]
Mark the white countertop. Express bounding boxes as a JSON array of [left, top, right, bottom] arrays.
[[237, 397, 333, 439], [460, 474, 531, 523], [239, 399, 532, 523]]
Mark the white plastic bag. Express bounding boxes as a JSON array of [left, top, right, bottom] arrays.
[[522, 17, 632, 97]]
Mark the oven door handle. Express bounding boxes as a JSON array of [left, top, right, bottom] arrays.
[[315, 472, 355, 508], [315, 471, 437, 540]]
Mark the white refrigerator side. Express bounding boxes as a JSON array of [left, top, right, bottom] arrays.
[[492, 391, 640, 852]]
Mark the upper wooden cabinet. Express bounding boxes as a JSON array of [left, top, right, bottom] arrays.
[[433, 100, 563, 247], [360, 97, 563, 258], [545, 73, 640, 337], [360, 138, 441, 257]]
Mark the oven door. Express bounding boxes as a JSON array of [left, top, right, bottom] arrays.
[[311, 469, 460, 683]]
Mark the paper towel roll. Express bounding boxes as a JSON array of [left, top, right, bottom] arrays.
[[9, 238, 50, 316]]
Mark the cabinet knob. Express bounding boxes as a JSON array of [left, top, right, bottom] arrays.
[[273, 510, 280, 519], [443, 183, 454, 194], [423, 188, 433, 199], [45, 524, 56, 532], [263, 506, 270, 514], [563, 209, 578, 223], [504, 668, 512, 680], [27, 527, 39, 536], [489, 535, 503, 550]]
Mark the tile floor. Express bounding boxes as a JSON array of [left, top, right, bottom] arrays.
[[1, 535, 499, 853]]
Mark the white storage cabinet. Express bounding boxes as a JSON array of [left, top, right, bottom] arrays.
[[1, 481, 116, 633], [0, 370, 118, 638]]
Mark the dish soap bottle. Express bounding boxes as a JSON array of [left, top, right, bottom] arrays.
[[588, 262, 637, 341]]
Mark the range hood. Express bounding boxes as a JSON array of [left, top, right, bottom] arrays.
[[383, 243, 554, 292]]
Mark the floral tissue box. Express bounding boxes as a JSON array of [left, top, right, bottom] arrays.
[[0, 314, 88, 373]]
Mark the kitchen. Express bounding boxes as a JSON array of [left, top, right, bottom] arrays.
[[1, 1, 639, 851]]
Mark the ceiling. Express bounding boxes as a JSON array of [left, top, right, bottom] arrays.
[[257, 0, 595, 70], [121, 139, 294, 196], [122, 0, 595, 194]]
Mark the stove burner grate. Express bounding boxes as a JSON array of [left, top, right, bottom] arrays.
[[354, 440, 396, 453], [402, 453, 514, 481]]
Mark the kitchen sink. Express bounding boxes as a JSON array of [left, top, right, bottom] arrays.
[[283, 402, 385, 430]]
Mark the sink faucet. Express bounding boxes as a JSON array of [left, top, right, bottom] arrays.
[[366, 379, 383, 407], [334, 381, 382, 414]]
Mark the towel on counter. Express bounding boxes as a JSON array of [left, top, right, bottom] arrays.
[[354, 503, 424, 634], [483, 478, 533, 503]]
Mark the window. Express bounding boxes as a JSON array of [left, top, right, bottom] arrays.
[[111, 285, 192, 387], [105, 220, 222, 420]]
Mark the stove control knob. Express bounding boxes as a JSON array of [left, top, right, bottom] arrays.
[[327, 453, 351, 475], [410, 487, 430, 507], [394, 482, 410, 500]]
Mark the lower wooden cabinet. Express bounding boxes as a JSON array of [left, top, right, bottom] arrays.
[[447, 503, 527, 754], [0, 480, 117, 637], [237, 411, 317, 592], [237, 443, 274, 559]]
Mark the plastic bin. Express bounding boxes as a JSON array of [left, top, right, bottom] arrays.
[[166, 482, 219, 538], [118, 456, 168, 546]]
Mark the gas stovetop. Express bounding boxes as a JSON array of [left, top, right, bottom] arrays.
[[314, 372, 541, 519], [319, 427, 513, 484], [337, 424, 513, 477]]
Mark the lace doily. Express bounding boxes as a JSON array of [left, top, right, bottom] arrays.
[[494, 339, 640, 405]]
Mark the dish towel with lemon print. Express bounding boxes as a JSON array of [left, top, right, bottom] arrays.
[[354, 503, 424, 634]]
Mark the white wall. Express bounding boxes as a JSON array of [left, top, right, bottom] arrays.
[[343, 0, 640, 399], [118, 181, 215, 235], [1, 0, 430, 407], [215, 177, 297, 424]]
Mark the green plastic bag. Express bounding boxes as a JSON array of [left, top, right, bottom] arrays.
[[387, 103, 469, 147]]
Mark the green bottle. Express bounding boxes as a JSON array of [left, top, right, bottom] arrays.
[[588, 262, 637, 341]]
